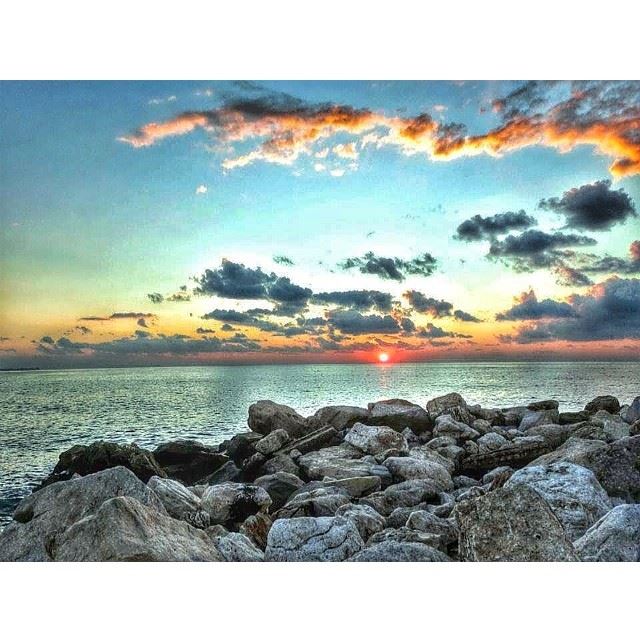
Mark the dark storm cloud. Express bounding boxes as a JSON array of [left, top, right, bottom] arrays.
[[339, 252, 438, 281], [267, 277, 312, 305], [453, 309, 482, 323], [273, 255, 295, 266], [539, 180, 637, 231], [194, 259, 274, 299], [403, 290, 453, 317], [311, 290, 394, 313], [580, 241, 640, 276], [454, 210, 537, 242], [326, 310, 401, 335], [505, 277, 640, 343], [201, 309, 281, 332], [491, 81, 558, 119], [495, 289, 578, 321]]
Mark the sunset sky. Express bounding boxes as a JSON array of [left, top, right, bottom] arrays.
[[1, 80, 639, 367]]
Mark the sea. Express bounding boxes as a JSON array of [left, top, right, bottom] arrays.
[[1, 361, 638, 528]]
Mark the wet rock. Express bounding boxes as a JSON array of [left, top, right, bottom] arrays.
[[585, 395, 620, 414], [200, 482, 271, 526], [349, 540, 450, 562], [308, 405, 369, 431], [360, 479, 441, 517], [574, 504, 640, 562], [505, 462, 612, 540], [335, 503, 386, 541], [0, 466, 165, 562], [527, 400, 559, 411], [275, 486, 351, 519], [264, 516, 364, 561], [257, 453, 300, 478], [455, 484, 578, 561], [383, 457, 453, 490], [345, 422, 408, 456], [147, 476, 209, 527], [367, 399, 432, 434], [248, 400, 309, 438], [254, 472, 304, 511], [51, 496, 224, 562], [254, 429, 290, 456], [153, 440, 228, 485]]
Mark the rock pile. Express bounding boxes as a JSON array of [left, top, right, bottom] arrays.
[[2, 393, 639, 562]]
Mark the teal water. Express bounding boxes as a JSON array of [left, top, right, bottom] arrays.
[[1, 361, 638, 526]]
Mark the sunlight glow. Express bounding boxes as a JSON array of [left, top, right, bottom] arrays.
[[378, 352, 389, 363]]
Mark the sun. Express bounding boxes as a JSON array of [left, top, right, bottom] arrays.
[[378, 352, 390, 363]]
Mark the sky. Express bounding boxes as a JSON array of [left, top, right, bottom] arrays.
[[0, 80, 639, 368]]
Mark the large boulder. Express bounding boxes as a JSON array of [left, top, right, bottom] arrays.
[[208, 531, 264, 562], [219, 432, 262, 466], [264, 516, 364, 561], [254, 429, 291, 456], [274, 486, 351, 519], [367, 399, 431, 434], [407, 446, 456, 475], [50, 496, 225, 561], [334, 503, 386, 541], [625, 396, 640, 424], [584, 395, 620, 414], [529, 435, 640, 503], [248, 400, 309, 438], [153, 440, 228, 485], [432, 415, 479, 442], [574, 504, 640, 562], [426, 392, 467, 417], [47, 441, 165, 484], [585, 410, 631, 441], [0, 466, 165, 562], [254, 472, 304, 511], [519, 409, 559, 431], [360, 479, 442, 517], [297, 443, 391, 483], [147, 476, 209, 528], [349, 540, 450, 562], [405, 510, 458, 548], [505, 462, 612, 540], [200, 482, 271, 526], [455, 484, 578, 561], [344, 422, 408, 456], [308, 405, 369, 431], [383, 457, 453, 490]]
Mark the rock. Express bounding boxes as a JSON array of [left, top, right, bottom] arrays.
[[349, 540, 450, 562], [334, 503, 386, 540], [481, 466, 514, 485], [527, 400, 559, 411], [298, 443, 391, 483], [239, 512, 272, 550], [559, 411, 590, 424], [254, 472, 304, 511], [254, 429, 290, 456], [587, 410, 630, 441], [367, 399, 431, 433], [585, 395, 620, 414], [367, 526, 446, 550], [209, 531, 264, 561], [0, 466, 165, 562], [530, 435, 640, 503], [203, 461, 241, 485], [360, 479, 442, 517], [460, 438, 551, 477], [153, 440, 228, 485], [574, 504, 640, 562], [386, 505, 428, 528], [631, 420, 640, 437], [257, 453, 300, 478], [426, 392, 467, 417], [408, 446, 456, 474], [383, 457, 453, 490], [264, 516, 364, 561], [501, 406, 528, 426], [471, 419, 492, 435], [406, 510, 458, 547], [147, 476, 209, 528], [308, 405, 369, 431], [48, 441, 165, 484], [477, 432, 508, 453], [50, 496, 224, 561], [456, 485, 578, 561], [275, 486, 351, 519], [321, 476, 381, 498], [505, 462, 612, 540], [345, 422, 408, 456], [278, 426, 340, 456], [200, 482, 271, 526], [525, 423, 576, 448], [433, 415, 479, 442], [519, 409, 559, 431], [453, 475, 480, 489], [219, 432, 261, 465], [469, 406, 504, 424], [625, 396, 640, 424], [248, 400, 309, 438]]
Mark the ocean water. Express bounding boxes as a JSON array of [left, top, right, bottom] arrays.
[[1, 361, 638, 527]]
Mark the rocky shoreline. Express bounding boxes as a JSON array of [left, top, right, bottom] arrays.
[[1, 392, 639, 561]]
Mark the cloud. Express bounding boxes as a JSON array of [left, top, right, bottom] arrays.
[[339, 251, 437, 281], [79, 312, 157, 321], [137, 318, 149, 328], [539, 180, 636, 231], [417, 323, 471, 339], [504, 277, 640, 343], [201, 308, 281, 332], [453, 309, 482, 322], [147, 293, 164, 304], [120, 81, 640, 177], [273, 255, 294, 266], [496, 289, 578, 320], [579, 240, 640, 276], [195, 184, 208, 195], [403, 290, 453, 317], [326, 310, 402, 335], [311, 289, 394, 313], [75, 326, 92, 335], [454, 210, 537, 242], [194, 260, 274, 299]]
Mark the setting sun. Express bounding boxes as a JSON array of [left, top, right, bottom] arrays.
[[378, 352, 389, 363]]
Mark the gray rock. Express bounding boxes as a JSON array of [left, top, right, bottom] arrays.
[[335, 503, 386, 540], [254, 472, 304, 511], [406, 510, 458, 546], [153, 440, 228, 485], [147, 476, 209, 527], [588, 410, 630, 441], [349, 540, 450, 562], [625, 396, 640, 424], [254, 429, 290, 456], [455, 484, 578, 561], [0, 466, 165, 562], [501, 406, 528, 426], [366, 526, 447, 551], [50, 496, 224, 561], [386, 505, 428, 528], [471, 419, 492, 435], [527, 400, 559, 411], [519, 409, 559, 431], [584, 395, 620, 414], [248, 400, 309, 438], [383, 457, 453, 490], [203, 461, 242, 485], [559, 411, 590, 424], [367, 399, 431, 433], [481, 466, 514, 485], [345, 422, 408, 456], [238, 512, 272, 550], [321, 476, 381, 498], [298, 443, 391, 483], [275, 486, 351, 519], [505, 462, 612, 540], [200, 482, 271, 525], [208, 531, 264, 561], [432, 415, 479, 442], [453, 475, 480, 489], [525, 423, 576, 448], [407, 446, 456, 474], [264, 516, 364, 561], [477, 432, 508, 453], [574, 504, 640, 562], [308, 405, 369, 430], [426, 392, 467, 417], [360, 479, 442, 517], [257, 453, 300, 478]]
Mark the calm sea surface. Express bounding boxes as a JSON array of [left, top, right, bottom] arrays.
[[1, 361, 638, 527]]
